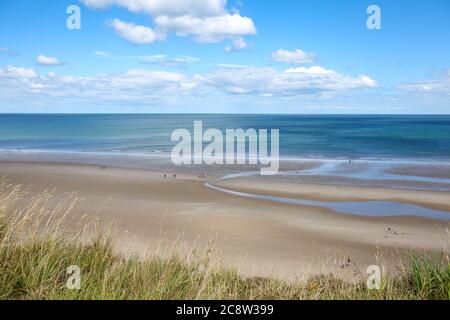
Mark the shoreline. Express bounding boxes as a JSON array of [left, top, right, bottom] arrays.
[[2, 148, 450, 164], [1, 160, 449, 281], [1, 149, 450, 186]]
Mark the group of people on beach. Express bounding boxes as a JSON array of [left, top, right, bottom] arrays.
[[388, 227, 400, 235], [163, 173, 177, 180], [162, 173, 208, 181]]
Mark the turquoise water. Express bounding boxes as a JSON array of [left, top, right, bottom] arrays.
[[0, 114, 449, 161]]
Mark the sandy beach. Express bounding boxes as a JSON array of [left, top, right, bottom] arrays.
[[1, 160, 449, 281]]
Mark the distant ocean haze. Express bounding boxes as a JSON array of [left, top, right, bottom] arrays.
[[0, 114, 449, 161]]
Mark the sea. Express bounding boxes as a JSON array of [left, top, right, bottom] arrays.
[[1, 114, 450, 219], [0, 114, 449, 161]]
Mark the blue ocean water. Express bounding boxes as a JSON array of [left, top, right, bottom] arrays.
[[0, 114, 449, 161]]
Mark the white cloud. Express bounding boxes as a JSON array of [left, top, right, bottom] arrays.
[[0, 65, 199, 105], [225, 36, 248, 52], [81, 0, 225, 16], [0, 64, 378, 108], [397, 70, 450, 95], [0, 65, 37, 78], [138, 54, 199, 67], [37, 55, 62, 66], [272, 49, 315, 64], [204, 66, 378, 96], [154, 13, 256, 42], [81, 0, 256, 44], [285, 66, 335, 75], [109, 19, 165, 45]]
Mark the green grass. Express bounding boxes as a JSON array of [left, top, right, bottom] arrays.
[[0, 180, 449, 300]]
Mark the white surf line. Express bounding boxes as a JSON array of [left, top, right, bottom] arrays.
[[204, 180, 450, 220]]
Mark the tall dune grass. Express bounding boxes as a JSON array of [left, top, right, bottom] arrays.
[[0, 179, 448, 300]]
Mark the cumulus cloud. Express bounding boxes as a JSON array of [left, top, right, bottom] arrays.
[[205, 65, 378, 97], [154, 13, 256, 42], [0, 65, 199, 105], [272, 49, 315, 64], [397, 69, 450, 95], [0, 66, 40, 100], [0, 65, 38, 78], [225, 36, 248, 52], [81, 0, 256, 44], [0, 64, 377, 105], [37, 55, 62, 66], [108, 19, 165, 45]]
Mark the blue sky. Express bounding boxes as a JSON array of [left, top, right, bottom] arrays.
[[0, 0, 449, 113]]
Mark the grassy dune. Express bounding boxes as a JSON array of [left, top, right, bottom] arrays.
[[0, 179, 449, 300]]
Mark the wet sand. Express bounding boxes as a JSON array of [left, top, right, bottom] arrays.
[[214, 176, 450, 212], [0, 161, 449, 281]]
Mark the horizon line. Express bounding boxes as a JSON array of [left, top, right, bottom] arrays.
[[0, 113, 450, 116]]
